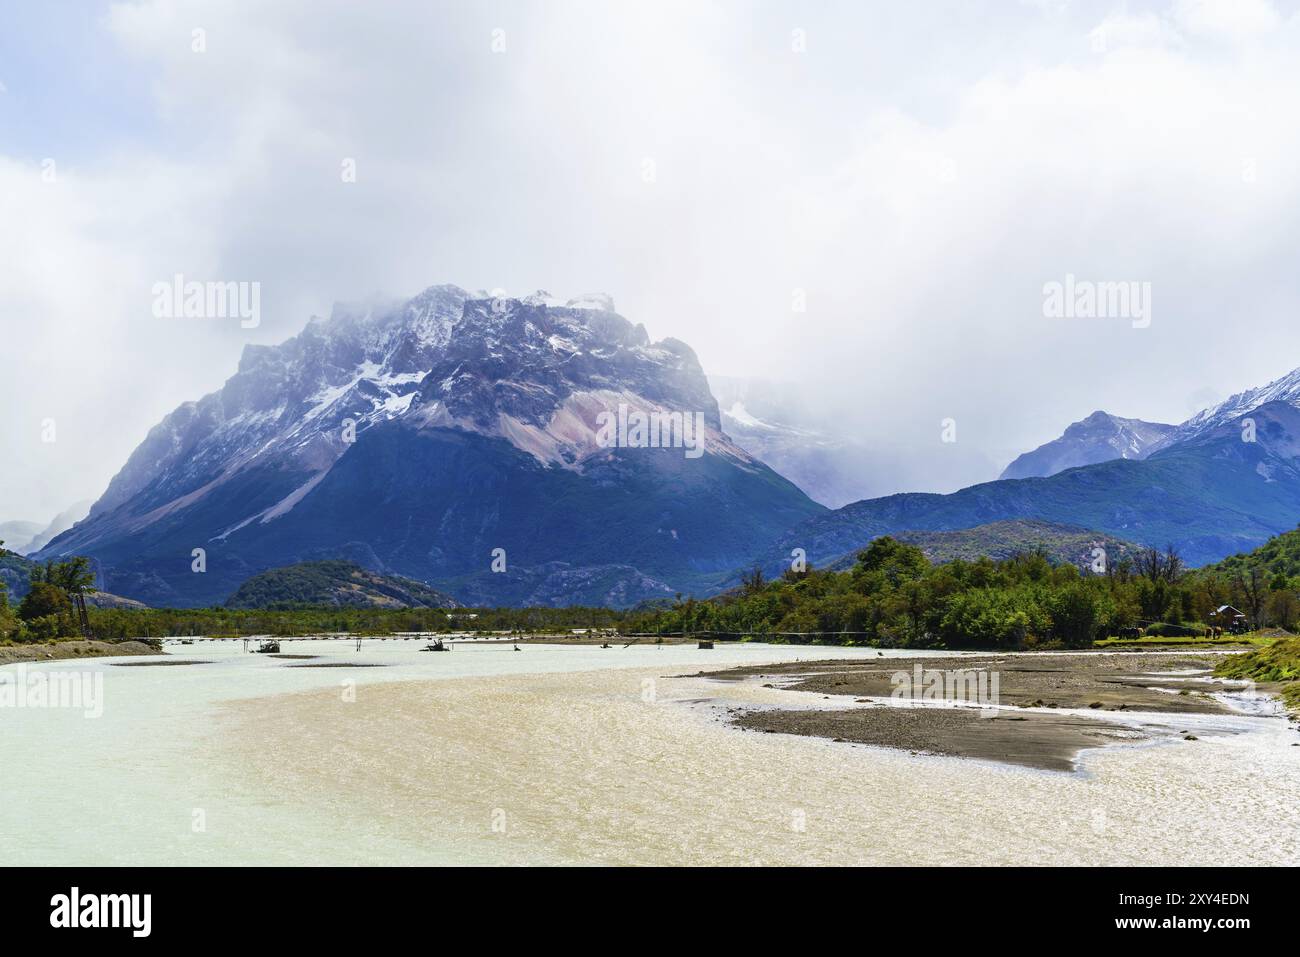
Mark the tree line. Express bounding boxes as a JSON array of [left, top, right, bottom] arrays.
[[6, 529, 1300, 648], [620, 535, 1300, 647]]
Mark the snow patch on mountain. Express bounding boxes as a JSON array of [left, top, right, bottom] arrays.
[[1170, 366, 1300, 444], [1000, 411, 1176, 480], [48, 285, 743, 554]]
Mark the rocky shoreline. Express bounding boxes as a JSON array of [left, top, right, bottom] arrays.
[[0, 639, 162, 665]]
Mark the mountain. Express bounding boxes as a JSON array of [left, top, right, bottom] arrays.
[[0, 549, 33, 601], [0, 548, 144, 608], [709, 375, 1000, 507], [1167, 365, 1300, 447], [822, 520, 1144, 571], [225, 560, 459, 609], [1000, 411, 1175, 480], [39, 286, 824, 608], [767, 400, 1300, 571], [1193, 525, 1300, 582], [0, 521, 43, 554], [711, 376, 869, 508], [435, 562, 679, 608], [18, 501, 93, 556]]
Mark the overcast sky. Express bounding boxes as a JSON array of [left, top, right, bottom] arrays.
[[4, 0, 1300, 522]]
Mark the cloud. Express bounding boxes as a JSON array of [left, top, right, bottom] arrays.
[[1173, 0, 1281, 39], [2, 0, 1300, 517]]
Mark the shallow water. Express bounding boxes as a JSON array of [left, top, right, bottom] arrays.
[[0, 640, 941, 865], [2, 640, 1297, 866]]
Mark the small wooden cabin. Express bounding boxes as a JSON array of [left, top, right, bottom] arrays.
[[1209, 605, 1249, 634]]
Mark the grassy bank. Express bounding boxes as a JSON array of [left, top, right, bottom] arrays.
[[1094, 632, 1272, 649], [1213, 635, 1300, 716]]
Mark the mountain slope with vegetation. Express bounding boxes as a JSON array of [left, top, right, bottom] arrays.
[[631, 524, 1300, 646], [1198, 526, 1300, 581], [822, 520, 1143, 572], [224, 561, 460, 610], [627, 536, 1193, 648]]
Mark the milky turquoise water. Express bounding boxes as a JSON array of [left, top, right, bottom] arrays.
[[2, 640, 1296, 866], [0, 640, 939, 865]]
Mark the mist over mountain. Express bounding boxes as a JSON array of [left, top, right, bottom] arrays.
[[39, 286, 822, 607], [767, 398, 1300, 572], [0, 521, 43, 555], [709, 375, 1002, 508]]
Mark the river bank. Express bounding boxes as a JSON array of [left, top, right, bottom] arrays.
[[209, 652, 1299, 865], [6, 641, 1297, 865], [702, 651, 1295, 771], [0, 639, 161, 665]]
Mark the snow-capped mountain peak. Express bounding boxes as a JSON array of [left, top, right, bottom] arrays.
[[48, 285, 784, 601], [1000, 410, 1176, 480], [1169, 365, 1300, 444]]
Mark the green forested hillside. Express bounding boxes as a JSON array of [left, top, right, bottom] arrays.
[[1199, 526, 1300, 581], [626, 530, 1300, 645], [224, 561, 460, 609], [823, 520, 1142, 571]]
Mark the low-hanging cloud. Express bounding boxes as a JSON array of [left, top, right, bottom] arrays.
[[3, 0, 1300, 520]]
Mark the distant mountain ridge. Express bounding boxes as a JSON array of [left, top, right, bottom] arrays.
[[710, 375, 998, 507], [1168, 365, 1300, 445], [768, 400, 1300, 572], [1002, 365, 1300, 483], [711, 375, 867, 508], [0, 521, 42, 554], [1000, 411, 1175, 480], [0, 502, 93, 556]]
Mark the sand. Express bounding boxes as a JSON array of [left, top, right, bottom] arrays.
[[210, 661, 1300, 865], [706, 651, 1247, 770]]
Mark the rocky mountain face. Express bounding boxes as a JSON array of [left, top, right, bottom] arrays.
[[999, 411, 1176, 480], [40, 286, 823, 607], [765, 400, 1300, 571], [0, 548, 144, 607]]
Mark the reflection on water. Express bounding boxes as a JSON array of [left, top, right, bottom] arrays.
[[2, 641, 1297, 865]]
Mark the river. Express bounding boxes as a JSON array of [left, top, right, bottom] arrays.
[[2, 640, 1296, 865]]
